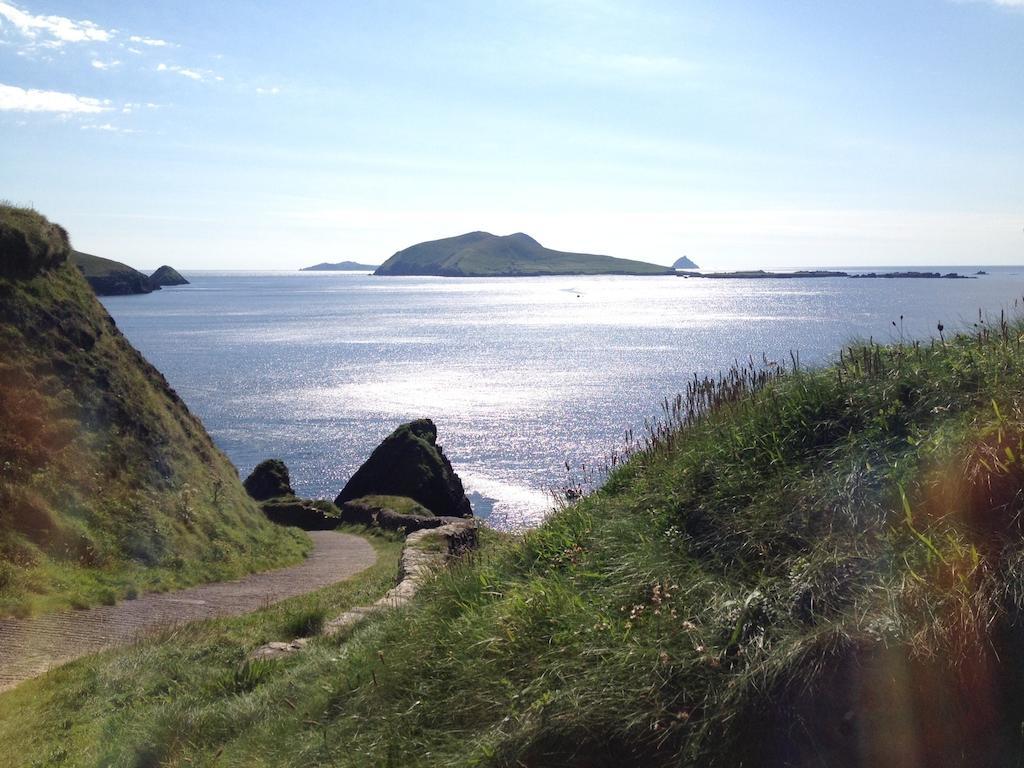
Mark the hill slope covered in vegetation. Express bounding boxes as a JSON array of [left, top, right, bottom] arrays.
[[0, 205, 307, 615], [69, 250, 156, 295], [374, 231, 671, 276]]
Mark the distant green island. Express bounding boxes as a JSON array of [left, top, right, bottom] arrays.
[[300, 261, 379, 271], [374, 231, 672, 277]]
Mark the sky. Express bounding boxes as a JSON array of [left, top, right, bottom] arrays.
[[0, 0, 1022, 270]]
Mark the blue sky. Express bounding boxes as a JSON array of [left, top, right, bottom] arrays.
[[1, 0, 1022, 269]]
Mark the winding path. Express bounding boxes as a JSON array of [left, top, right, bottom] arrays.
[[0, 531, 377, 693]]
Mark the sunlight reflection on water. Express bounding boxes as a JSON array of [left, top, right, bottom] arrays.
[[103, 269, 1024, 530]]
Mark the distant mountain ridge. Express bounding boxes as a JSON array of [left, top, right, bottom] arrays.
[[374, 231, 671, 277], [673, 256, 699, 270], [300, 261, 379, 272]]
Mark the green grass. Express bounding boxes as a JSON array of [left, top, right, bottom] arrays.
[[7, 314, 1024, 765], [67, 251, 140, 279], [0, 202, 70, 280], [0, 528, 402, 768]]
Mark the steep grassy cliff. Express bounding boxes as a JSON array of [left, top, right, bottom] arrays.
[[0, 205, 308, 615]]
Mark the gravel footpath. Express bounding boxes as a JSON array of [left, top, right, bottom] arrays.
[[0, 531, 376, 692]]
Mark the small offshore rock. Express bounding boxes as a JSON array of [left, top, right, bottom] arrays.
[[335, 419, 473, 518], [243, 459, 295, 501]]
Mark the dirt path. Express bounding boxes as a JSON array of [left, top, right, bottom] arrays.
[[0, 531, 376, 692]]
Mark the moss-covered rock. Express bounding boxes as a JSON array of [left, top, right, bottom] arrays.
[[243, 459, 295, 501], [335, 419, 472, 518], [261, 498, 342, 531]]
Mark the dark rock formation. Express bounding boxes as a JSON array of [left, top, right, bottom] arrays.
[[150, 265, 189, 286], [243, 459, 295, 501], [335, 419, 473, 518]]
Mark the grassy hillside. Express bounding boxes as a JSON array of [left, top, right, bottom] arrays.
[[69, 250, 155, 295], [0, 205, 308, 615], [4, 298, 1024, 765], [375, 231, 671, 276]]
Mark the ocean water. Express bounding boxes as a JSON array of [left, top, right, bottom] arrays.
[[102, 268, 1024, 530]]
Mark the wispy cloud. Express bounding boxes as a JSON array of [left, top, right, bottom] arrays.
[[0, 82, 111, 112], [589, 53, 694, 77], [157, 62, 218, 82], [80, 122, 138, 133], [0, 1, 112, 46], [955, 0, 1024, 7], [0, 2, 180, 59], [256, 86, 281, 95], [121, 101, 160, 114], [91, 58, 120, 70], [129, 34, 173, 47]]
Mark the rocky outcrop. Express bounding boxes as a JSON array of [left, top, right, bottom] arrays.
[[673, 255, 699, 270], [149, 265, 189, 286], [335, 419, 473, 518], [243, 459, 295, 501]]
